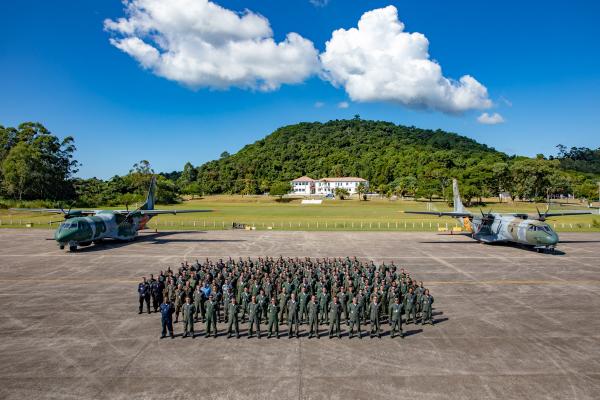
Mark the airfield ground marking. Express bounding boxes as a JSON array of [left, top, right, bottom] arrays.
[[423, 251, 573, 328]]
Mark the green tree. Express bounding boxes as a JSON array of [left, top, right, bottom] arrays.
[[334, 187, 350, 200], [356, 182, 367, 200], [2, 142, 37, 200], [269, 181, 291, 199]]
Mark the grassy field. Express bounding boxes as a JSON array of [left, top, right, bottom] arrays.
[[1, 195, 599, 232]]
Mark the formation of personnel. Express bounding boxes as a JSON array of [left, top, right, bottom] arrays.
[[136, 257, 436, 339]]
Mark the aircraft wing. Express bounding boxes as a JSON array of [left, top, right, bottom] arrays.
[[9, 208, 98, 215], [542, 210, 593, 217], [135, 209, 212, 215], [404, 211, 472, 217]]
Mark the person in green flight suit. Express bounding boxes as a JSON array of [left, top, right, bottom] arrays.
[[240, 286, 251, 323], [298, 286, 309, 324], [317, 287, 330, 325], [307, 294, 320, 339], [256, 289, 267, 325], [287, 293, 300, 339], [404, 287, 417, 324], [182, 296, 196, 338], [227, 297, 240, 338], [348, 296, 362, 339], [204, 294, 218, 338], [278, 287, 289, 324], [369, 296, 381, 338], [328, 296, 342, 339], [248, 295, 262, 339], [390, 297, 404, 338], [267, 297, 280, 339], [421, 289, 435, 325]]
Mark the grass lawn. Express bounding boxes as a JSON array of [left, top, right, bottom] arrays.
[[1, 195, 599, 232]]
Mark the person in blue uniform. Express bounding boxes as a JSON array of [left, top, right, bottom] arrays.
[[159, 297, 175, 339]]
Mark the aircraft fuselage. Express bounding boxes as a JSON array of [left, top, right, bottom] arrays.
[[54, 211, 151, 250], [466, 214, 559, 250]]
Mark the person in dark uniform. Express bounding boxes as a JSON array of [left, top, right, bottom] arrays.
[[159, 297, 175, 339], [150, 275, 163, 313], [138, 277, 150, 314]]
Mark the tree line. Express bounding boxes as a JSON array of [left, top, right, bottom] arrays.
[[1, 120, 598, 207]]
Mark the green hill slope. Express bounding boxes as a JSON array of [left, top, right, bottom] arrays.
[[196, 119, 507, 195]]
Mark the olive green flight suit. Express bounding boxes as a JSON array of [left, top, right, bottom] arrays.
[[390, 303, 404, 338], [348, 302, 362, 338], [328, 301, 342, 338], [421, 294, 434, 325], [182, 303, 195, 337], [267, 303, 280, 338], [204, 300, 218, 337], [227, 302, 240, 338], [307, 300, 320, 338], [248, 302, 261, 338], [369, 302, 381, 338], [287, 300, 299, 338]]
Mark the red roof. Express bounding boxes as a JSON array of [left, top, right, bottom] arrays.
[[318, 177, 367, 182], [292, 176, 315, 182]]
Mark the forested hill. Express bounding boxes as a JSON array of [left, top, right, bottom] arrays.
[[196, 119, 507, 194]]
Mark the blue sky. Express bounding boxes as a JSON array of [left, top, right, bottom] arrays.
[[1, 0, 599, 179]]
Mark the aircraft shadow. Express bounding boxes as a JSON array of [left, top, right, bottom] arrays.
[[559, 240, 600, 244], [72, 231, 244, 252]]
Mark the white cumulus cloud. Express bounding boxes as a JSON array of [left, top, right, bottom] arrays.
[[337, 101, 349, 109], [104, 0, 320, 91], [320, 6, 492, 113], [314, 101, 325, 108], [477, 112, 505, 125]]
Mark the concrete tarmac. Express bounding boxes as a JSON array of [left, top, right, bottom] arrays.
[[0, 229, 599, 400]]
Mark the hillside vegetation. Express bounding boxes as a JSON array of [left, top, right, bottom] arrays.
[[1, 119, 599, 206]]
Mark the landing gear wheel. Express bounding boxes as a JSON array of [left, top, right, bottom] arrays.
[[69, 245, 77, 252], [59, 245, 65, 250]]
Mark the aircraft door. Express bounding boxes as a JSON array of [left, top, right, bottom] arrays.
[[517, 224, 527, 242]]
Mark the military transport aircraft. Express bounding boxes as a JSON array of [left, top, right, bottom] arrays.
[[405, 179, 592, 253], [11, 177, 210, 251]]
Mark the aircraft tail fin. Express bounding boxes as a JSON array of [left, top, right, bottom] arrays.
[[140, 176, 157, 211], [452, 178, 466, 213]]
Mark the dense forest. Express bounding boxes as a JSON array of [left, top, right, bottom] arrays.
[[1, 119, 599, 206]]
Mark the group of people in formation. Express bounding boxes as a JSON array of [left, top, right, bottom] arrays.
[[136, 256, 435, 340]]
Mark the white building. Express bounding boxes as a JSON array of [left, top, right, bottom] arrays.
[[291, 176, 315, 195], [290, 176, 369, 196]]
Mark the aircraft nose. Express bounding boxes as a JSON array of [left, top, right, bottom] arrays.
[[539, 232, 558, 246], [55, 229, 72, 243]]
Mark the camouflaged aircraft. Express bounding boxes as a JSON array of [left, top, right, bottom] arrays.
[[11, 177, 210, 251], [406, 179, 592, 253]]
